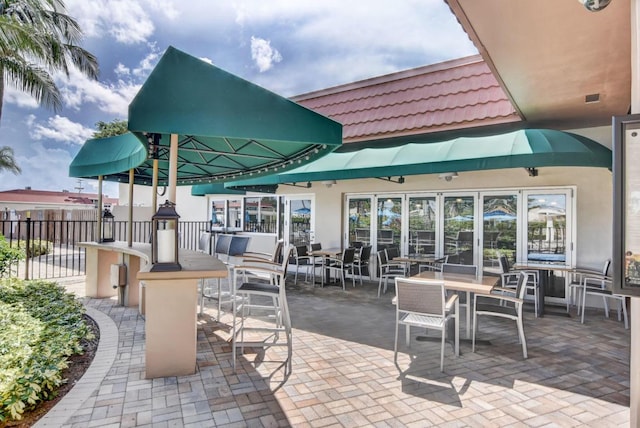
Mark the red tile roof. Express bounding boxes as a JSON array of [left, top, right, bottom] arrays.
[[292, 55, 520, 143], [0, 189, 118, 206]]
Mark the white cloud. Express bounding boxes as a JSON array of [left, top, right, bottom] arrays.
[[29, 115, 94, 145], [1, 143, 78, 192], [56, 68, 140, 116], [250, 36, 282, 72], [115, 63, 130, 76], [133, 49, 160, 77], [66, 0, 180, 44], [4, 86, 40, 109]]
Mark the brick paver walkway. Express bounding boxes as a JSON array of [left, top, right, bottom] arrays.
[[38, 277, 630, 427]]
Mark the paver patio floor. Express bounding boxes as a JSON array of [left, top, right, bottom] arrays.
[[45, 277, 630, 427]]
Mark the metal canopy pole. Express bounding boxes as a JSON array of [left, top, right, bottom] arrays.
[[168, 134, 178, 203], [97, 175, 103, 242], [152, 159, 159, 211], [128, 169, 134, 247]]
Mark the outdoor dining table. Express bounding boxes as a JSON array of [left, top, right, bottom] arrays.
[[513, 263, 574, 317], [308, 248, 342, 286], [410, 270, 499, 339], [392, 254, 437, 275]]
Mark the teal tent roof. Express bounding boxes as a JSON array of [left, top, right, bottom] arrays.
[[226, 129, 611, 190], [191, 183, 249, 196], [69, 133, 146, 179], [121, 46, 342, 186]]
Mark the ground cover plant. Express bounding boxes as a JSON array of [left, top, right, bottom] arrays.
[[0, 279, 94, 423]]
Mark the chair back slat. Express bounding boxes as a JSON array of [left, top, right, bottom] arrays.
[[311, 243, 322, 251], [499, 255, 509, 274], [395, 277, 445, 315], [360, 245, 372, 261], [442, 263, 478, 277], [343, 247, 356, 264]]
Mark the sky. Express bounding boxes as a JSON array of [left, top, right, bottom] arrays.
[[0, 0, 477, 197]]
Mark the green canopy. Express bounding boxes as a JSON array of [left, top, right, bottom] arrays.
[[226, 129, 611, 190], [191, 183, 248, 196], [69, 133, 147, 179], [119, 46, 342, 186]]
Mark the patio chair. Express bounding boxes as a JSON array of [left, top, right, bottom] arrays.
[[580, 274, 628, 329], [197, 231, 212, 254], [353, 245, 373, 285], [473, 271, 528, 358], [241, 239, 284, 264], [326, 247, 357, 290], [499, 255, 539, 317], [418, 255, 449, 273], [231, 246, 294, 374], [290, 244, 315, 284], [393, 277, 459, 372], [377, 249, 406, 297], [567, 259, 610, 314]]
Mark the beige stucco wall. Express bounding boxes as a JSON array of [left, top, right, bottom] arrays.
[[118, 184, 207, 222], [277, 165, 613, 268]]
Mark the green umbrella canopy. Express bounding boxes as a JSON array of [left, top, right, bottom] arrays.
[[225, 129, 611, 190], [121, 46, 342, 186], [69, 133, 147, 179]]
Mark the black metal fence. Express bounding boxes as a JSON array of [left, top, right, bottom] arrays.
[[0, 219, 210, 280]]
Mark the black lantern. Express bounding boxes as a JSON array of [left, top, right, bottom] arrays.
[[151, 200, 181, 272], [101, 208, 115, 243]]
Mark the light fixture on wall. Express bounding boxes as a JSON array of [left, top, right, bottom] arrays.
[[321, 180, 337, 188], [578, 0, 611, 12], [438, 172, 459, 182]]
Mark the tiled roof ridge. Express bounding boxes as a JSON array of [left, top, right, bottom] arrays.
[[320, 79, 505, 118], [341, 103, 516, 140], [293, 55, 485, 101], [302, 68, 496, 111]]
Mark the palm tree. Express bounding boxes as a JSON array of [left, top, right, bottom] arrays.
[[0, 145, 20, 174], [0, 0, 99, 121]]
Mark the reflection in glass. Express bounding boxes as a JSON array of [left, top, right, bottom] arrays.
[[408, 197, 436, 256], [444, 196, 475, 265], [244, 196, 277, 233], [377, 197, 402, 251], [527, 194, 566, 264], [348, 198, 371, 246], [483, 195, 517, 272], [228, 199, 242, 229], [290, 199, 311, 246], [211, 200, 226, 227]]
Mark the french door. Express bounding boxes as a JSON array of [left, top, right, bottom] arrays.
[[284, 196, 315, 248]]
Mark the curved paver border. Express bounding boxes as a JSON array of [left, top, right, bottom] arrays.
[[34, 306, 118, 427]]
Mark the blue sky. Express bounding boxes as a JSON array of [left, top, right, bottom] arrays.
[[0, 0, 477, 197]]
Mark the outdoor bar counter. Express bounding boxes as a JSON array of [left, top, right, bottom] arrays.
[[79, 241, 228, 378]]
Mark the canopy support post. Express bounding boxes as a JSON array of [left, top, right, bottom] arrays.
[[97, 175, 103, 242], [152, 159, 159, 211], [168, 134, 178, 203], [128, 169, 134, 247]]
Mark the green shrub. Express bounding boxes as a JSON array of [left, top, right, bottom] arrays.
[[10, 239, 52, 258], [0, 279, 93, 422], [0, 236, 25, 278]]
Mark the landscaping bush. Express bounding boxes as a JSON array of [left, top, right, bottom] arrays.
[[0, 279, 93, 422], [11, 239, 52, 258], [0, 235, 25, 278]]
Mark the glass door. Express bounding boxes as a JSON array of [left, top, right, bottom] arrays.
[[347, 196, 372, 247], [522, 189, 574, 302], [481, 193, 518, 273], [443, 195, 476, 265], [285, 196, 314, 248], [408, 195, 438, 257], [375, 195, 403, 253]]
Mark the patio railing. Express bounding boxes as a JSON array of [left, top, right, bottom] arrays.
[[0, 219, 210, 280]]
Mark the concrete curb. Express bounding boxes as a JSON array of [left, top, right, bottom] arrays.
[[33, 306, 118, 427]]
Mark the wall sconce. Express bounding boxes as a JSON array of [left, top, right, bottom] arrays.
[[151, 200, 181, 272], [101, 208, 115, 243], [322, 180, 337, 188], [438, 172, 459, 182]]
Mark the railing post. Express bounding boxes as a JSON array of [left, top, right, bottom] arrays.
[[25, 215, 31, 280]]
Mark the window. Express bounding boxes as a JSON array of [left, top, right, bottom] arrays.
[[243, 196, 278, 233]]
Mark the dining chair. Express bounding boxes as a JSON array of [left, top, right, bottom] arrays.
[[498, 254, 539, 317], [241, 239, 284, 264], [442, 262, 477, 277], [326, 247, 357, 290], [567, 259, 610, 314], [580, 274, 628, 329], [290, 244, 314, 284], [231, 246, 294, 374], [473, 271, 528, 358], [418, 255, 449, 273], [377, 249, 406, 297], [393, 277, 459, 372], [352, 245, 373, 285]]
